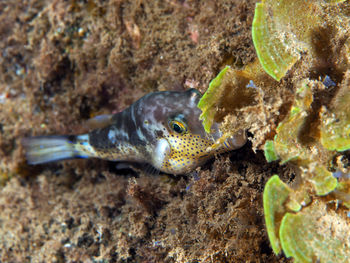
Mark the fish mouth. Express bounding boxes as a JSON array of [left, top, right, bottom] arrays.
[[224, 129, 247, 149], [209, 120, 247, 150], [152, 138, 171, 170]]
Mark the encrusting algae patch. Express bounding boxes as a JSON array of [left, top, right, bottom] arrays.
[[250, 0, 350, 261], [0, 0, 350, 262], [197, 0, 350, 261]]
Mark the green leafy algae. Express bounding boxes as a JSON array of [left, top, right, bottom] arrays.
[[198, 66, 230, 133], [260, 78, 350, 261], [197, 60, 264, 136], [263, 80, 338, 194], [324, 0, 346, 3], [269, 81, 314, 165], [256, 1, 350, 261], [279, 201, 350, 263], [320, 83, 350, 152], [309, 165, 337, 196], [252, 1, 300, 81], [263, 175, 294, 254], [264, 140, 278, 162], [252, 0, 346, 81], [261, 80, 347, 260], [264, 175, 350, 262]]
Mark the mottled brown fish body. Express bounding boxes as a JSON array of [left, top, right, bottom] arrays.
[[23, 89, 247, 174]]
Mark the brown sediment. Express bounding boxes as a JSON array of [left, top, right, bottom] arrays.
[[0, 0, 348, 262]]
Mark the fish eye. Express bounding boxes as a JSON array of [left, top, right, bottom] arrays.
[[169, 120, 187, 134], [187, 88, 202, 97]]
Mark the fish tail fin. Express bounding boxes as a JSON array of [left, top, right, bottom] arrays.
[[22, 134, 93, 165]]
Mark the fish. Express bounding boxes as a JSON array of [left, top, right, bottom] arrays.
[[22, 89, 246, 175]]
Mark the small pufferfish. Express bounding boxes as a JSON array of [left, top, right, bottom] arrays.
[[22, 89, 246, 175]]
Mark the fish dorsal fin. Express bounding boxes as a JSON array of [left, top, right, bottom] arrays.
[[84, 114, 114, 130]]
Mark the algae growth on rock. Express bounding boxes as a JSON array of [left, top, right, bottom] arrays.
[[0, 0, 286, 262], [198, 0, 350, 261], [261, 76, 350, 261], [251, 0, 350, 261], [264, 175, 350, 263]]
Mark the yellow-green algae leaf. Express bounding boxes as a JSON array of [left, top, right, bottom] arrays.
[[264, 140, 279, 162], [309, 165, 338, 196], [263, 175, 299, 254], [252, 0, 343, 81], [263, 80, 338, 194], [279, 200, 350, 263], [252, 1, 300, 81], [320, 82, 350, 152], [324, 0, 346, 3], [272, 81, 313, 164], [198, 66, 230, 133], [197, 58, 273, 147]]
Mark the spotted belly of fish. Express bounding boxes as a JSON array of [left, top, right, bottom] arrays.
[[23, 89, 246, 175]]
